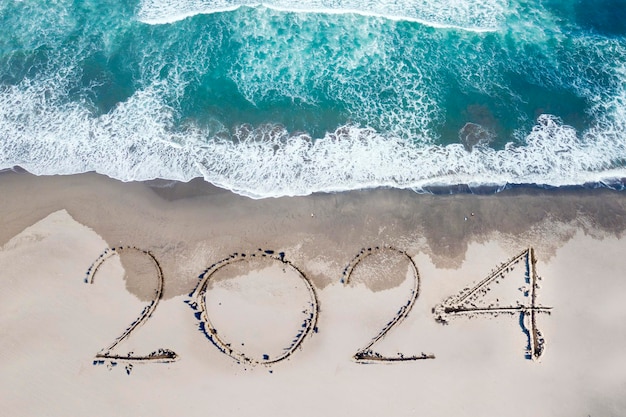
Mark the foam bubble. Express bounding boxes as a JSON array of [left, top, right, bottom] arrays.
[[137, 0, 507, 31]]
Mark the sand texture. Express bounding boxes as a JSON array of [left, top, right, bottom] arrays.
[[1, 171, 626, 416]]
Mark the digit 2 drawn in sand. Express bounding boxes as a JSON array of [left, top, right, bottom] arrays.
[[342, 246, 435, 363], [85, 246, 178, 373], [432, 248, 552, 360], [188, 249, 319, 366]]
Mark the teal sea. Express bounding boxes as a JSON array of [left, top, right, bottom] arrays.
[[1, 0, 626, 197]]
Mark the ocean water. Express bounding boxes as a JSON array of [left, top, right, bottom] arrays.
[[1, 0, 626, 198]]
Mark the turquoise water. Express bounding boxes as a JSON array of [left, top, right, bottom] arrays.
[[1, 0, 626, 197]]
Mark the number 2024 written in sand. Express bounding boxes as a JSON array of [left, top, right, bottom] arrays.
[[85, 246, 551, 374]]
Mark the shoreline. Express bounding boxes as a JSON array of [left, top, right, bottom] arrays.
[[3, 170, 626, 297], [4, 165, 626, 200]]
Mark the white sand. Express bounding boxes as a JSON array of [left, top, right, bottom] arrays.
[[2, 204, 626, 416]]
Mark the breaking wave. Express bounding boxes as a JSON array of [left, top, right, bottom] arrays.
[[137, 0, 508, 31]]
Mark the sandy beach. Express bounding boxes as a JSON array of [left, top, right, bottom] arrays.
[[1, 170, 626, 416]]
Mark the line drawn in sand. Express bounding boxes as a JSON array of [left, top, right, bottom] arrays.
[[342, 246, 436, 363], [187, 249, 319, 366], [433, 247, 552, 361], [85, 246, 178, 374]]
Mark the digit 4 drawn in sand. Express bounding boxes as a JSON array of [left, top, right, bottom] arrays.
[[85, 246, 178, 374], [432, 248, 552, 360]]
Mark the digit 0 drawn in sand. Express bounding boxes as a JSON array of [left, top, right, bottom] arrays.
[[188, 249, 319, 366], [433, 248, 552, 360], [342, 246, 436, 363], [85, 246, 178, 374]]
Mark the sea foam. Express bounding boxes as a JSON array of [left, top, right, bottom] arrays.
[[2, 75, 626, 199], [137, 0, 507, 31], [2, 0, 626, 198]]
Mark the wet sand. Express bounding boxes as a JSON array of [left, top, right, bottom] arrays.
[[1, 171, 626, 416]]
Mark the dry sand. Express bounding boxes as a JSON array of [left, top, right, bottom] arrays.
[[1, 171, 626, 416]]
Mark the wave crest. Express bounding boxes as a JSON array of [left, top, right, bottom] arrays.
[[3, 78, 626, 199], [137, 0, 507, 31]]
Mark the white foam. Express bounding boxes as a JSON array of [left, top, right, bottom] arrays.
[[190, 115, 626, 198], [3, 67, 626, 199], [0, 80, 200, 183], [137, 0, 506, 32]]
